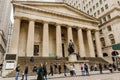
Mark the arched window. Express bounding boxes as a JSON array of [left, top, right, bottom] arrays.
[[109, 34, 115, 44], [100, 37, 105, 47]]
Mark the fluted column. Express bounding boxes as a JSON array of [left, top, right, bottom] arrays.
[[26, 20, 35, 57], [42, 22, 49, 57], [9, 17, 21, 55], [95, 31, 102, 57], [87, 29, 95, 57], [78, 28, 86, 57], [67, 27, 73, 43], [56, 24, 62, 57]]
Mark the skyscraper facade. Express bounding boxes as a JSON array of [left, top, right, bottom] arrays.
[[0, 0, 13, 64]]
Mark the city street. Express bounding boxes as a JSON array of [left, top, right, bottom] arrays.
[[0, 70, 120, 80]]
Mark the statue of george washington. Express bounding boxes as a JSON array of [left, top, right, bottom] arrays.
[[68, 40, 74, 55]]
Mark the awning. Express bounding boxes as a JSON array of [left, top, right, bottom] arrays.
[[112, 43, 120, 50]]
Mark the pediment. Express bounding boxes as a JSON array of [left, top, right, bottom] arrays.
[[13, 1, 98, 22]]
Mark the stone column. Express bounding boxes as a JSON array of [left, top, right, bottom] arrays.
[[9, 17, 21, 55], [56, 24, 62, 57], [87, 29, 95, 57], [95, 31, 102, 57], [26, 20, 35, 57], [67, 27, 73, 43], [42, 22, 49, 57], [78, 28, 86, 57]]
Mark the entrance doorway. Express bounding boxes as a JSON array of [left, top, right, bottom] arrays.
[[62, 43, 65, 57]]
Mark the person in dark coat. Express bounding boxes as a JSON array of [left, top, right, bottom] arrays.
[[58, 64, 61, 74], [63, 63, 67, 76], [37, 64, 44, 80], [33, 65, 37, 73], [43, 62, 47, 80], [99, 63, 103, 74], [54, 63, 57, 74], [48, 63, 53, 76], [24, 66, 28, 80], [15, 64, 20, 80], [84, 63, 89, 76]]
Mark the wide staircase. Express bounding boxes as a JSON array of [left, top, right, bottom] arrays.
[[6, 57, 68, 77], [6, 57, 109, 77]]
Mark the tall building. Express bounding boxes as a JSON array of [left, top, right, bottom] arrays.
[[2, 0, 102, 76], [0, 0, 13, 64], [62, 0, 120, 57]]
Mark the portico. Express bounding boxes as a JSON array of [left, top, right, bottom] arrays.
[[10, 1, 102, 58]]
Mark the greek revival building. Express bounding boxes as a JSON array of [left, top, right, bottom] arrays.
[[9, 1, 103, 58]]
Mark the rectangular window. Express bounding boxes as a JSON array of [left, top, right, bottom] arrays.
[[103, 17, 106, 22], [93, 6, 95, 10], [96, 3, 99, 7], [107, 14, 111, 20], [101, 7, 104, 12], [105, 4, 108, 9], [99, 0, 102, 4], [94, 12, 96, 17], [107, 25, 112, 31], [97, 10, 100, 15]]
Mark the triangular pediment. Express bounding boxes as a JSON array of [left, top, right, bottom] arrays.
[[13, 1, 98, 22]]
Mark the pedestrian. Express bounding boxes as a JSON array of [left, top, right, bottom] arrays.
[[54, 63, 57, 74], [99, 63, 103, 74], [43, 62, 48, 80], [58, 64, 61, 74], [21, 71, 24, 80], [24, 66, 28, 80], [15, 64, 20, 80], [84, 63, 89, 76], [80, 64, 85, 76], [108, 63, 113, 73], [69, 64, 74, 76], [48, 63, 53, 76], [33, 65, 37, 73], [63, 63, 67, 76], [73, 64, 76, 76], [37, 63, 44, 80], [112, 63, 116, 71]]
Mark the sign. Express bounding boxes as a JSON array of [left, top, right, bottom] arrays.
[[5, 61, 15, 70], [112, 43, 120, 50]]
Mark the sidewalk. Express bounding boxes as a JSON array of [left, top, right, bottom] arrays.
[[0, 70, 119, 80]]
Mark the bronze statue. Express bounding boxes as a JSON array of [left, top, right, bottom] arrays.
[[68, 40, 74, 55]]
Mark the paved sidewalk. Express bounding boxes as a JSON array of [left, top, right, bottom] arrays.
[[0, 70, 119, 80]]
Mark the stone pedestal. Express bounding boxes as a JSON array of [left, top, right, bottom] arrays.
[[68, 53, 77, 62]]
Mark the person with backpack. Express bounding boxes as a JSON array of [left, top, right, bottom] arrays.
[[84, 63, 89, 76]]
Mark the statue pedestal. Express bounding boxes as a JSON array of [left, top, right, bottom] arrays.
[[68, 53, 77, 62]]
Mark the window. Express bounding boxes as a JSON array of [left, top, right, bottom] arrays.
[[97, 10, 100, 15], [109, 34, 115, 44], [103, 17, 106, 22], [105, 4, 108, 9], [87, 10, 89, 14], [90, 8, 92, 12], [118, 1, 120, 6], [107, 14, 111, 20], [96, 3, 99, 7], [99, 29, 103, 34], [94, 12, 96, 17], [107, 25, 112, 31], [101, 7, 104, 12], [100, 37, 105, 47], [93, 6, 95, 10], [99, 0, 102, 4]]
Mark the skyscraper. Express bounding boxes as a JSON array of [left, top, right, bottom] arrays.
[[0, 0, 13, 64]]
